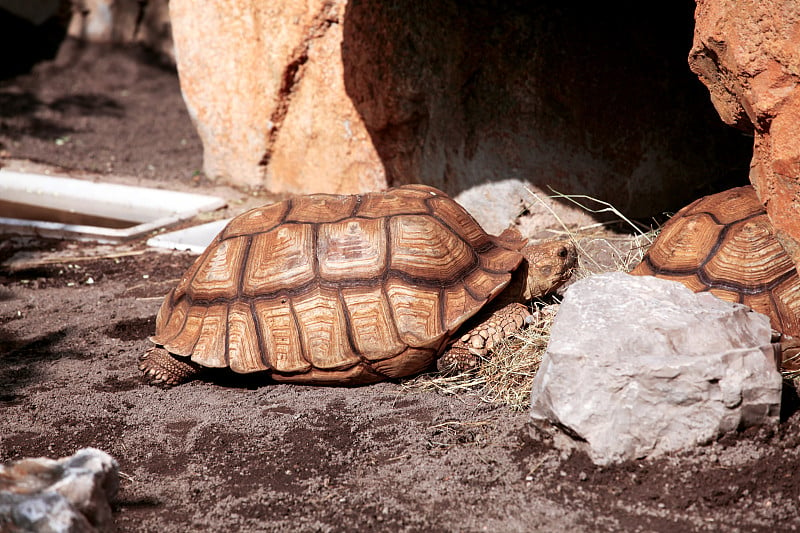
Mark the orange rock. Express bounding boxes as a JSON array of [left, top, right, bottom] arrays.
[[689, 0, 800, 267], [169, 0, 386, 192]]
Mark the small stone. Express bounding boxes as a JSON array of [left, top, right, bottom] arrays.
[[0, 448, 119, 532]]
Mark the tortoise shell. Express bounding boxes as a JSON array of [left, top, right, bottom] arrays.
[[631, 185, 800, 337], [150, 184, 526, 384]]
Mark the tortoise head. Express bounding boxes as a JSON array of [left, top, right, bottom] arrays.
[[520, 240, 577, 300]]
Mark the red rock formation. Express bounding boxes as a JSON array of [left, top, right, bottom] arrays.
[[690, 0, 800, 266], [168, 1, 751, 232]]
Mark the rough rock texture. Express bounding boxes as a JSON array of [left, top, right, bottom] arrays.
[[530, 272, 783, 465], [169, 1, 751, 231], [67, 0, 173, 60], [169, 0, 384, 194], [689, 0, 800, 268], [0, 448, 119, 532]]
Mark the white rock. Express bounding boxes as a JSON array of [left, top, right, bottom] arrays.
[[0, 448, 119, 532], [530, 272, 783, 465]]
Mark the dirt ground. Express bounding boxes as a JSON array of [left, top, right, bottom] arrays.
[[2, 40, 800, 532]]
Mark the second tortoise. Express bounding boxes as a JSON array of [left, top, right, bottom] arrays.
[[631, 185, 800, 369], [140, 184, 577, 386]]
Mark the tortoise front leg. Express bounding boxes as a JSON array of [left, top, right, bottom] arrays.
[[139, 347, 204, 386], [437, 302, 532, 373]]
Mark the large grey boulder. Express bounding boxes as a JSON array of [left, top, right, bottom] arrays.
[[0, 448, 119, 532], [530, 272, 783, 465]]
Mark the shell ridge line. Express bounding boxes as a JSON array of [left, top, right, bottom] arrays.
[[223, 302, 231, 367], [697, 266, 797, 296], [168, 304, 206, 357], [249, 300, 272, 371], [694, 214, 728, 270], [176, 267, 485, 308], [337, 287, 364, 361], [693, 207, 764, 228], [642, 252, 789, 296], [157, 288, 184, 345], [288, 290, 312, 368], [381, 281, 405, 351], [427, 211, 484, 268], [770, 295, 789, 332], [311, 222, 321, 279], [436, 285, 447, 343], [185, 245, 213, 303], [235, 235, 254, 303], [462, 279, 488, 307]]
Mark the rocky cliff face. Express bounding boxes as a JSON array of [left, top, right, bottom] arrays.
[[690, 0, 800, 268], [166, 0, 750, 230]]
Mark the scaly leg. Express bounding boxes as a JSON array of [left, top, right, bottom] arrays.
[[437, 302, 532, 373], [139, 347, 204, 386]]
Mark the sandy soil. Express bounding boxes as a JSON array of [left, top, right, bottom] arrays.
[[1, 40, 800, 532]]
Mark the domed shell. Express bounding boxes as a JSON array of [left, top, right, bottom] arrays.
[[150, 184, 525, 384], [631, 185, 800, 336]]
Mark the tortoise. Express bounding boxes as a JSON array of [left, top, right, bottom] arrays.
[[140, 184, 577, 386], [630, 185, 800, 368]]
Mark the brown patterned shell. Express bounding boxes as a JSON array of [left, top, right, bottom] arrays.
[[631, 185, 800, 336], [150, 184, 525, 384]]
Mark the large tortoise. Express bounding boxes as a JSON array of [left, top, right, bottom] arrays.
[[140, 184, 577, 386], [630, 185, 800, 368]]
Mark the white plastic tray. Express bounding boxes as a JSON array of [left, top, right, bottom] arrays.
[[0, 171, 226, 243], [147, 218, 231, 254]]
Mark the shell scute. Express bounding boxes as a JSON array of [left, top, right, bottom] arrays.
[[191, 303, 228, 368], [227, 301, 268, 374], [243, 224, 315, 296], [442, 282, 485, 334], [704, 217, 794, 288], [252, 298, 309, 374], [428, 195, 493, 250], [389, 214, 475, 280], [341, 285, 406, 361], [385, 277, 443, 348], [162, 304, 206, 357], [153, 292, 187, 344], [222, 201, 288, 239], [190, 237, 248, 301], [318, 217, 387, 281], [356, 189, 430, 218], [291, 285, 360, 370], [286, 193, 357, 223], [644, 213, 722, 274]]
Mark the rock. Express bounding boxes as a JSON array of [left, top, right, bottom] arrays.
[[530, 272, 783, 465], [169, 0, 384, 192], [0, 448, 119, 532], [689, 0, 800, 268], [169, 1, 749, 226], [453, 179, 596, 239]]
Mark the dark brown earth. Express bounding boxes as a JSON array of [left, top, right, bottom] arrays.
[[1, 40, 800, 532]]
